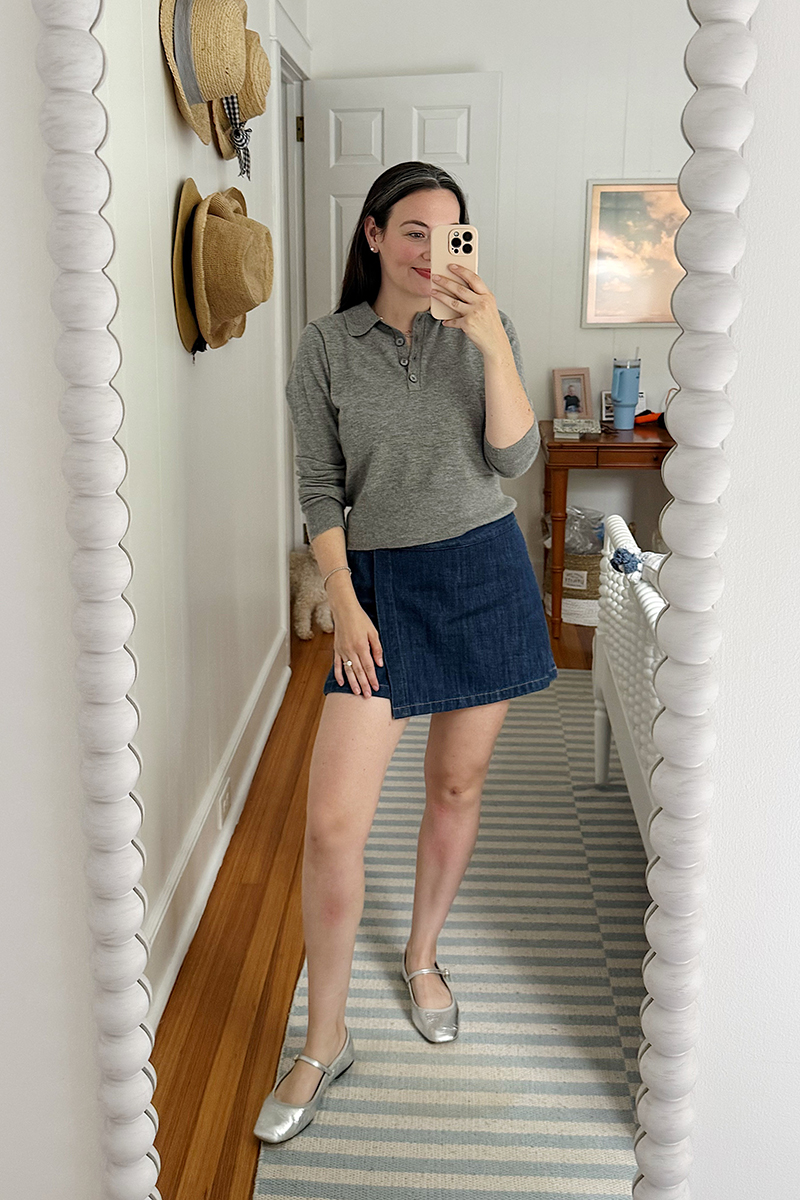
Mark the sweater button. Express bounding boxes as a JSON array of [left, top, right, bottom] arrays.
[[409, 374, 417, 382], [395, 337, 404, 345], [400, 358, 409, 366]]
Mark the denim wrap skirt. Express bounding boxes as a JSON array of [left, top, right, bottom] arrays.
[[322, 510, 558, 720]]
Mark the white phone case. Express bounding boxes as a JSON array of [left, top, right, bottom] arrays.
[[429, 224, 479, 320]]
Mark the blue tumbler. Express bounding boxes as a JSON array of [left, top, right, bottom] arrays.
[[611, 358, 641, 430]]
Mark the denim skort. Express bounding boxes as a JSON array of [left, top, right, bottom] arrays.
[[322, 510, 558, 720]]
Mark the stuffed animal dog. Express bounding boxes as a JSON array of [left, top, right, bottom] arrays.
[[289, 547, 335, 640]]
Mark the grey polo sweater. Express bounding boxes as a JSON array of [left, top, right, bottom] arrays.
[[285, 299, 540, 550]]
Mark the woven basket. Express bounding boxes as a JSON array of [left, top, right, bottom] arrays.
[[543, 550, 602, 627]]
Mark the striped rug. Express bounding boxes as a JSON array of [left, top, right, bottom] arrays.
[[254, 668, 650, 1198]]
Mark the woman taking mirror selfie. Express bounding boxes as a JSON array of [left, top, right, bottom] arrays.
[[254, 160, 557, 1143]]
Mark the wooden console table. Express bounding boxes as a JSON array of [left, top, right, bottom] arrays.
[[539, 419, 675, 639]]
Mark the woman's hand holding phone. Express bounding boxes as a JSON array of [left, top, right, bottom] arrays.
[[429, 223, 506, 358], [429, 223, 479, 321], [430, 262, 508, 360]]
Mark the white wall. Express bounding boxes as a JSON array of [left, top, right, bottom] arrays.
[[691, 2, 800, 1195], [89, 0, 310, 1023], [306, 0, 696, 564], [0, 5, 105, 1198], [279, 0, 307, 36]]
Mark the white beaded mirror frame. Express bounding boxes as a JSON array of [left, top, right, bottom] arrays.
[[32, 0, 758, 1196]]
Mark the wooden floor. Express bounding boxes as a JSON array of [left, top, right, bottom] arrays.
[[150, 614, 594, 1197]]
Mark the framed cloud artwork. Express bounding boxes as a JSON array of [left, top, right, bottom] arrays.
[[581, 180, 689, 327]]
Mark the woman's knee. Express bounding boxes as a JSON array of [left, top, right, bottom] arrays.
[[424, 775, 484, 807], [304, 808, 366, 856], [423, 746, 487, 803], [423, 701, 509, 798]]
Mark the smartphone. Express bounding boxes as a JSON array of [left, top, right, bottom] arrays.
[[429, 223, 479, 321]]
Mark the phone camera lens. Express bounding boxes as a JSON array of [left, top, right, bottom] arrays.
[[462, 243, 473, 254], [461, 231, 473, 241], [451, 238, 461, 247]]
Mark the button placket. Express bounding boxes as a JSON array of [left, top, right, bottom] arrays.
[[408, 317, 422, 388], [383, 313, 423, 389]]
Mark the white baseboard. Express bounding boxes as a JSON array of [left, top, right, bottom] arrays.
[[142, 626, 293, 1033]]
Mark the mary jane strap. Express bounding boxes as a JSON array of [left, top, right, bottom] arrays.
[[293, 1052, 336, 1076], [405, 964, 451, 982]]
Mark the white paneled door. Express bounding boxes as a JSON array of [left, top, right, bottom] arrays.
[[303, 71, 502, 321]]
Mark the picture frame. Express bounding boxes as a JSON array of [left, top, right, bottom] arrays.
[[581, 180, 688, 327], [553, 368, 592, 419], [601, 389, 647, 422]]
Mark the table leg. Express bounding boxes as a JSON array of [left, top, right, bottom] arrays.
[[543, 462, 551, 579], [550, 467, 568, 639]]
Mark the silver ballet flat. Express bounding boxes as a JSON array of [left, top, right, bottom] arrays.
[[253, 1027, 355, 1144], [401, 948, 459, 1042]]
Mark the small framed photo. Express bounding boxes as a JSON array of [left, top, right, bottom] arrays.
[[601, 390, 614, 421], [553, 368, 592, 419], [601, 389, 648, 421]]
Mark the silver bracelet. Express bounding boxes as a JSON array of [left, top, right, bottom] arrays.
[[323, 565, 352, 590]]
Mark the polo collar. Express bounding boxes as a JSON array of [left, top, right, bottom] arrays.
[[343, 299, 437, 337], [343, 301, 381, 336]]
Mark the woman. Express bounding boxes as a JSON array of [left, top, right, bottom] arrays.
[[255, 161, 557, 1144]]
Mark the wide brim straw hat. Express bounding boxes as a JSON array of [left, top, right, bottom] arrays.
[[210, 28, 271, 159], [171, 179, 274, 352], [159, 0, 247, 144], [192, 186, 274, 350], [171, 176, 204, 352]]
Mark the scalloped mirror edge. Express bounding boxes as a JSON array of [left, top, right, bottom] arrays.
[[31, 0, 759, 1194]]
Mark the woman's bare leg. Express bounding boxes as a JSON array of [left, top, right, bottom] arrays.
[[405, 700, 510, 1008], [274, 692, 410, 1104]]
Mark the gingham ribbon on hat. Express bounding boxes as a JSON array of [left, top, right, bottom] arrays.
[[221, 94, 251, 179]]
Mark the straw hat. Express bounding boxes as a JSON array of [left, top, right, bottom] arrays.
[[171, 178, 274, 353], [211, 28, 271, 159], [159, 0, 247, 144], [171, 176, 204, 352]]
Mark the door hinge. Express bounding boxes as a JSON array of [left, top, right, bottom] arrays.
[[296, 115, 304, 142]]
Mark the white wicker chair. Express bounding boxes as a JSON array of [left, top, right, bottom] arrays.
[[592, 516, 668, 861]]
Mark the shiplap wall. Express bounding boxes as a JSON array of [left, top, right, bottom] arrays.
[[91, 0, 308, 1020]]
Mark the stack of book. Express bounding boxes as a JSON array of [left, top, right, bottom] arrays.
[[552, 417, 602, 440]]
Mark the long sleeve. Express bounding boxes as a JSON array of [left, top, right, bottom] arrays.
[[482, 311, 541, 478], [285, 322, 347, 542]]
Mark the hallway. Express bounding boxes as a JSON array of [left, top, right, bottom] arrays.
[[150, 618, 596, 1197]]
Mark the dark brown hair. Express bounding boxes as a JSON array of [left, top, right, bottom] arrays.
[[334, 161, 468, 314]]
